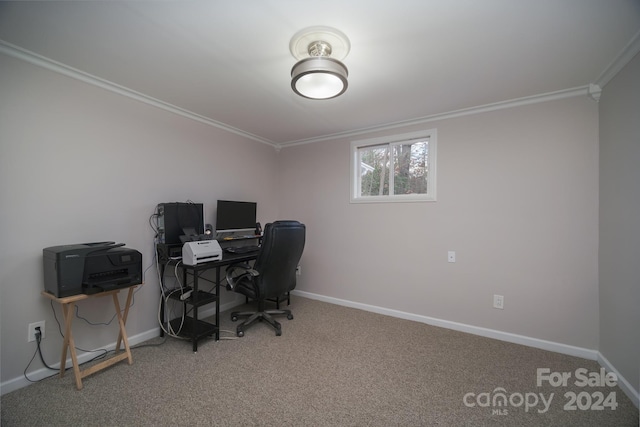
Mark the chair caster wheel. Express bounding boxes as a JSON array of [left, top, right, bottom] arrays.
[[237, 330, 244, 337], [275, 329, 282, 336], [287, 314, 293, 320], [231, 315, 238, 322]]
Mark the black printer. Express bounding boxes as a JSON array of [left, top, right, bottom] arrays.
[[43, 242, 142, 297]]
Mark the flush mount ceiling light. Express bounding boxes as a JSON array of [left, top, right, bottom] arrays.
[[290, 26, 350, 100]]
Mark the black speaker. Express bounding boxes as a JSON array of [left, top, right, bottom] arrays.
[[255, 222, 262, 235]]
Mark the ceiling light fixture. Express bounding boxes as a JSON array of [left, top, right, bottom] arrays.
[[290, 26, 350, 100]]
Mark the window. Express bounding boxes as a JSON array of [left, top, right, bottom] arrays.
[[350, 129, 437, 203]]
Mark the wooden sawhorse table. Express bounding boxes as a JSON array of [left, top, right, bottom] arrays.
[[41, 285, 139, 390]]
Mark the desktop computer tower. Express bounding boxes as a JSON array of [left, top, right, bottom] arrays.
[[156, 202, 205, 245]]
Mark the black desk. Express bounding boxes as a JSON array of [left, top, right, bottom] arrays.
[[159, 249, 258, 351]]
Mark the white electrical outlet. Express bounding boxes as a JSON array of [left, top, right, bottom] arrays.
[[447, 251, 456, 263], [493, 295, 504, 310], [296, 265, 302, 276], [28, 321, 46, 342]]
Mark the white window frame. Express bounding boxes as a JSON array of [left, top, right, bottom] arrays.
[[350, 129, 437, 203]]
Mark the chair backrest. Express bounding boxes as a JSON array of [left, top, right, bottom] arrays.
[[253, 220, 306, 299]]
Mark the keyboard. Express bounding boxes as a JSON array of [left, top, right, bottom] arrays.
[[224, 245, 260, 254]]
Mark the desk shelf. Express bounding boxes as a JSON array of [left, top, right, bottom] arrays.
[[168, 289, 218, 307], [168, 289, 218, 348], [169, 317, 217, 342]]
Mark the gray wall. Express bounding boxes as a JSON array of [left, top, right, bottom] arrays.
[[599, 52, 640, 395], [0, 54, 280, 388], [279, 95, 600, 350], [1, 46, 636, 403]]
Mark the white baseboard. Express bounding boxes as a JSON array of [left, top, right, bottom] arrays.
[[292, 290, 598, 359], [292, 290, 639, 409], [597, 352, 640, 408], [0, 328, 159, 396], [199, 296, 245, 319], [5, 292, 637, 410], [1, 297, 247, 396]]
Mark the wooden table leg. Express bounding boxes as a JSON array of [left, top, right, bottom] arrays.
[[112, 291, 133, 364], [59, 303, 71, 377], [41, 286, 139, 390], [61, 301, 83, 390], [115, 286, 134, 353]]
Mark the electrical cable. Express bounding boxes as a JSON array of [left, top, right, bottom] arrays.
[[148, 212, 159, 236], [70, 284, 141, 327], [130, 336, 167, 348], [22, 328, 73, 384], [50, 300, 109, 359], [168, 259, 187, 337], [155, 239, 188, 339], [142, 237, 158, 283], [22, 346, 40, 383], [35, 330, 57, 371]]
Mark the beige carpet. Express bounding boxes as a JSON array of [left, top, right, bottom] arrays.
[[2, 297, 638, 426]]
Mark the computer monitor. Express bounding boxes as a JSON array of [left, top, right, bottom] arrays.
[[215, 200, 257, 233]]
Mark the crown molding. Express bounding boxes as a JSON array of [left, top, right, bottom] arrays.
[[3, 32, 636, 150], [0, 40, 277, 149], [588, 84, 602, 102], [279, 85, 589, 147], [595, 29, 640, 89]]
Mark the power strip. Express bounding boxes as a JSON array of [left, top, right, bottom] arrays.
[[179, 288, 193, 301]]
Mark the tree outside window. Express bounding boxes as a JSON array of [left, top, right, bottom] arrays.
[[351, 130, 436, 203]]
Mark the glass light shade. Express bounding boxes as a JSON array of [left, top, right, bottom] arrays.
[[291, 57, 348, 99]]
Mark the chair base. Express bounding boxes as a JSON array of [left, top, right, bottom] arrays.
[[230, 309, 293, 337], [245, 291, 291, 309]]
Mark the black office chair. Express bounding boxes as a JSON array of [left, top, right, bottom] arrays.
[[226, 220, 305, 337]]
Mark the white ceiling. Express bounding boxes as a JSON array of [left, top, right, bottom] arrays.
[[1, 1, 639, 147]]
